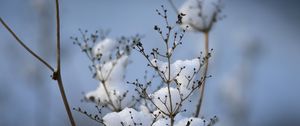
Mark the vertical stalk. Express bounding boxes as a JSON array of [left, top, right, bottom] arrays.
[[195, 31, 209, 117], [167, 55, 173, 113], [161, 24, 175, 125], [170, 115, 175, 126], [54, 0, 76, 125], [56, 72, 76, 126], [55, 0, 61, 72], [1, 0, 76, 125], [165, 33, 175, 125], [102, 81, 118, 111], [167, 43, 174, 126]]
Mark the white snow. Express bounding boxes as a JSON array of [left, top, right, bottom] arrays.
[[103, 107, 153, 126], [92, 38, 118, 61], [85, 38, 138, 110], [151, 58, 201, 93], [176, 117, 206, 126], [86, 37, 208, 125], [152, 87, 182, 114], [152, 113, 207, 126], [95, 55, 128, 83], [179, 0, 221, 32]]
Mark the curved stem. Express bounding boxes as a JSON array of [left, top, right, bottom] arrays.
[[56, 72, 76, 126], [1, 0, 76, 125], [195, 31, 209, 117], [0, 18, 55, 72]]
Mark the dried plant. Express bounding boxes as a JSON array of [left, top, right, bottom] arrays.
[[72, 5, 218, 126], [1, 0, 223, 125], [128, 6, 213, 125], [0, 0, 76, 125], [71, 29, 139, 112], [168, 0, 224, 117]]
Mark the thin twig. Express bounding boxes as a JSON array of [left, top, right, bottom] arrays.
[[0, 18, 55, 72], [73, 108, 105, 125], [55, 0, 61, 72], [1, 0, 76, 124], [102, 81, 118, 111], [195, 31, 209, 117]]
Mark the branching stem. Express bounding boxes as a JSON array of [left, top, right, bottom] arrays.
[[0, 18, 55, 72], [1, 0, 76, 125], [102, 81, 118, 111]]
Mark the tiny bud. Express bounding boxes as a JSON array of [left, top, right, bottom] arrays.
[[154, 25, 159, 30]]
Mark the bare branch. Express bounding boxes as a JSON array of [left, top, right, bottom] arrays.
[[0, 18, 55, 72]]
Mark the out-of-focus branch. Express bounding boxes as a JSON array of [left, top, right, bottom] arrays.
[[195, 31, 209, 117], [0, 18, 55, 72]]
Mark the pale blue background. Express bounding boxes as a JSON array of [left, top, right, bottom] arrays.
[[1, 0, 300, 125]]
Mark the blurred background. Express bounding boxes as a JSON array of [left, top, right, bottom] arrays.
[[1, 0, 300, 125]]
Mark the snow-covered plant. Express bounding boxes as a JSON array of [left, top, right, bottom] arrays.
[[1, 0, 224, 125], [71, 29, 139, 112], [125, 6, 215, 126], [72, 6, 217, 126], [179, 0, 223, 32], [168, 0, 223, 117]]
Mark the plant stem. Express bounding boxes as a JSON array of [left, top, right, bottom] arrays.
[[102, 81, 118, 111], [170, 115, 175, 126], [165, 31, 174, 125], [195, 31, 209, 117], [1, 0, 76, 125], [55, 0, 61, 72], [167, 50, 173, 115], [0, 18, 55, 72], [54, 0, 76, 125], [56, 72, 76, 126]]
